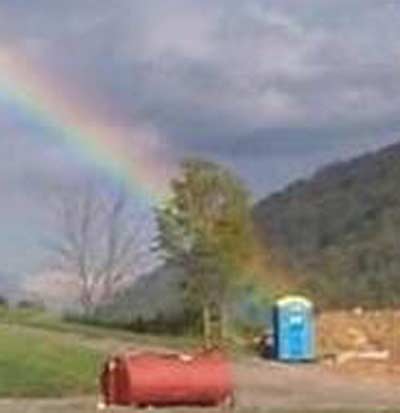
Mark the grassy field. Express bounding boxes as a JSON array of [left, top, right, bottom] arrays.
[[0, 308, 196, 398], [1, 308, 400, 413], [0, 323, 101, 397], [0, 308, 197, 349]]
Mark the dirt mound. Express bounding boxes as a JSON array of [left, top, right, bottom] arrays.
[[318, 310, 400, 356], [317, 310, 400, 381]]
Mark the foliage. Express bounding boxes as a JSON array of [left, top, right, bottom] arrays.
[[0, 295, 8, 308], [254, 142, 400, 309], [17, 299, 45, 311], [156, 159, 256, 342], [64, 311, 199, 336]]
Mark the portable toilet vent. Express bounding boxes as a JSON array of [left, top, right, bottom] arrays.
[[273, 296, 315, 362]]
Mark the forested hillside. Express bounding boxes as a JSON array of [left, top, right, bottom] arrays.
[[254, 142, 400, 308], [103, 142, 400, 320], [96, 265, 187, 325]]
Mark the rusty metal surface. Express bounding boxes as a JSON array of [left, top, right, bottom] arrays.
[[100, 350, 233, 408]]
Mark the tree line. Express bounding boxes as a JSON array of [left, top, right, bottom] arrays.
[[43, 159, 263, 345], [40, 141, 400, 343]]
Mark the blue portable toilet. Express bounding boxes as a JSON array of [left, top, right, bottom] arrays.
[[273, 296, 315, 362]]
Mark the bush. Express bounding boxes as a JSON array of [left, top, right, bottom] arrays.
[[63, 310, 200, 337], [0, 296, 8, 309], [17, 299, 45, 311]]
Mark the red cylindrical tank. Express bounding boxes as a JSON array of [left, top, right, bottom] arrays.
[[100, 349, 234, 408]]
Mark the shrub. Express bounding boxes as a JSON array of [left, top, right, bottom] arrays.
[[0, 296, 8, 309], [17, 299, 45, 311]]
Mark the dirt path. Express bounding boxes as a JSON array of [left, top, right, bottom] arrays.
[[2, 357, 400, 412], [235, 358, 400, 411]]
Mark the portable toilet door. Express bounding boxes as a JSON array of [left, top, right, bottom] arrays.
[[273, 296, 315, 362]]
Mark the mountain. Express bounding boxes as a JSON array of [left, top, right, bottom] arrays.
[[254, 141, 400, 308], [103, 142, 400, 319], [96, 265, 187, 323]]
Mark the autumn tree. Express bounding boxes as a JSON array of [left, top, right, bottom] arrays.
[[156, 159, 255, 345]]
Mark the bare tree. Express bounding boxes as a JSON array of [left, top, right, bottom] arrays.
[[46, 180, 152, 315]]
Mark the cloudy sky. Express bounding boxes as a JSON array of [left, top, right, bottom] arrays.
[[1, 0, 400, 283]]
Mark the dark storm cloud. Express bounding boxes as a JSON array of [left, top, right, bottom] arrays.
[[1, 0, 399, 156], [0, 0, 400, 277]]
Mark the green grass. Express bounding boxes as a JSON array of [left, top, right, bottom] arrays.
[[0, 309, 398, 412], [0, 324, 102, 397], [0, 308, 201, 398], [0, 307, 197, 349]]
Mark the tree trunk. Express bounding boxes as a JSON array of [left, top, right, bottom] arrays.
[[220, 304, 227, 341], [81, 285, 94, 317], [203, 304, 211, 348]]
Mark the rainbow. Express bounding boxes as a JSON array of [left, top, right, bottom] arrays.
[[0, 48, 173, 202]]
